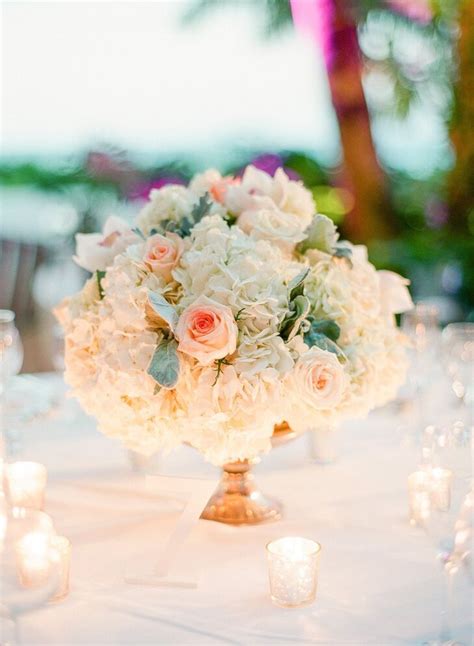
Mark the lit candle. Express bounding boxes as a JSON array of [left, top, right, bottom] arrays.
[[408, 471, 431, 526], [430, 467, 453, 512], [16, 531, 53, 588], [266, 537, 321, 608], [50, 535, 71, 602], [6, 461, 47, 510]]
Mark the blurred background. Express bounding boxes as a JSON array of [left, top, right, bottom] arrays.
[[1, 0, 473, 372]]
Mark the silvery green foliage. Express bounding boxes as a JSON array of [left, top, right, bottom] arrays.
[[304, 318, 346, 362], [150, 192, 214, 239], [147, 338, 180, 389], [148, 291, 178, 331]]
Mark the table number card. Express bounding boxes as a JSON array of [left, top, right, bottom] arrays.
[[124, 474, 217, 589]]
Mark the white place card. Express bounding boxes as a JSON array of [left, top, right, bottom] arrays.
[[124, 474, 217, 589]]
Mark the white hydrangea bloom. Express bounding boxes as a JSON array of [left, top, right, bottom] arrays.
[[136, 185, 195, 236]]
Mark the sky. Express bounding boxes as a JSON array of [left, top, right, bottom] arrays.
[[1, 1, 450, 175]]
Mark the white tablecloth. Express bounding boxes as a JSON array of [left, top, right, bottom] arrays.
[[9, 375, 473, 645]]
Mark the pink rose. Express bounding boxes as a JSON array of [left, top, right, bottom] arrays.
[[144, 232, 184, 281], [176, 296, 238, 365], [209, 177, 241, 204]]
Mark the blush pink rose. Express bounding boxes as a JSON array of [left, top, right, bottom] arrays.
[[176, 296, 238, 365], [143, 232, 184, 281], [209, 176, 241, 204]]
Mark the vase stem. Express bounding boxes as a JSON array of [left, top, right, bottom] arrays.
[[200, 460, 281, 525]]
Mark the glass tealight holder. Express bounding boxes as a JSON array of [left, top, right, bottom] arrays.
[[309, 426, 338, 464], [50, 535, 71, 602], [430, 467, 453, 512], [408, 471, 432, 526], [5, 461, 47, 510], [266, 536, 321, 608]]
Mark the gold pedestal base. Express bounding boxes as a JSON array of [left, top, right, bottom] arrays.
[[200, 460, 282, 525]]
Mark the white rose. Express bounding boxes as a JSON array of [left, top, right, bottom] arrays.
[[273, 168, 314, 226], [289, 347, 346, 410], [378, 270, 413, 315], [225, 165, 314, 228], [238, 207, 307, 254], [73, 216, 137, 273]]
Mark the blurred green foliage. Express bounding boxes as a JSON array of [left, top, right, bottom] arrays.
[[1, 148, 472, 318]]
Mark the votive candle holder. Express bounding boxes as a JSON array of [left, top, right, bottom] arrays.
[[50, 535, 71, 602], [408, 470, 431, 526], [430, 467, 453, 512], [266, 536, 321, 608], [6, 461, 47, 510], [16, 531, 53, 588]]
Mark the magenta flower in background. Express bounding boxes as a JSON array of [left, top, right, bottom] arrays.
[[128, 175, 187, 201], [246, 153, 300, 181]]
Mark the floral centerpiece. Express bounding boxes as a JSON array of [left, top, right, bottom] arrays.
[[56, 165, 412, 523]]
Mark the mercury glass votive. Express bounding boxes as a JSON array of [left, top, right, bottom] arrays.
[[408, 471, 432, 526], [430, 467, 453, 512], [50, 535, 71, 602], [6, 461, 47, 510], [15, 531, 53, 588], [266, 537, 321, 608]]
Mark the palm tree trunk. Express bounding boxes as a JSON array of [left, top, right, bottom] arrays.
[[326, 0, 395, 242], [448, 0, 474, 232]]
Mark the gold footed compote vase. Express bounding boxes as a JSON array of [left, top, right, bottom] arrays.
[[200, 422, 297, 525]]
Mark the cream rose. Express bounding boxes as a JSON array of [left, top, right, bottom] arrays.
[[143, 232, 184, 281], [290, 347, 346, 410], [238, 206, 307, 254], [73, 215, 138, 273], [225, 165, 314, 229], [378, 270, 413, 316], [176, 296, 238, 365]]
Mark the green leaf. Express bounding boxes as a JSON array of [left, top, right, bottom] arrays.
[[304, 330, 346, 362], [179, 217, 194, 237], [191, 192, 213, 224], [333, 245, 353, 267], [157, 220, 179, 235], [288, 268, 310, 300], [131, 227, 146, 240], [148, 291, 179, 331], [96, 270, 106, 300], [280, 295, 311, 341], [224, 213, 237, 226], [147, 338, 180, 389], [306, 318, 340, 342]]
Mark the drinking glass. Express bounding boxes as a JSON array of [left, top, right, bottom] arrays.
[[401, 303, 441, 429], [0, 508, 59, 644], [0, 311, 24, 459], [442, 323, 474, 407], [402, 303, 440, 356], [0, 311, 23, 395]]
